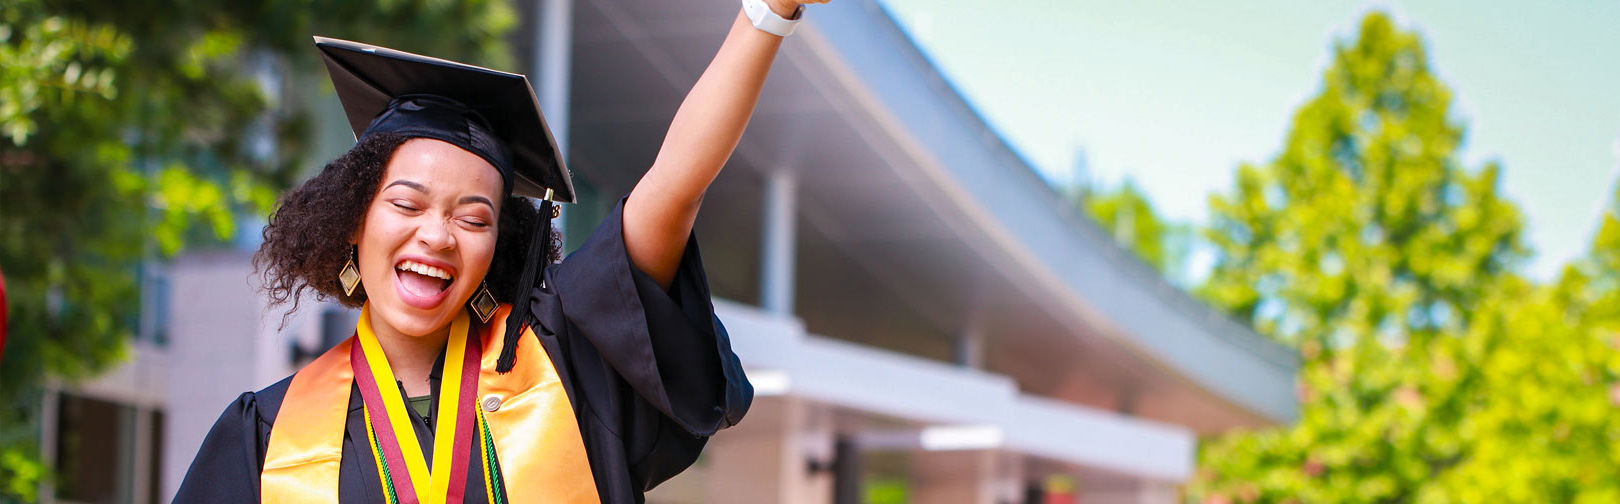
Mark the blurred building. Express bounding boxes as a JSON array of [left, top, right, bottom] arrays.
[[36, 1, 1296, 503]]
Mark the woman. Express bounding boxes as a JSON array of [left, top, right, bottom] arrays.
[[174, 0, 825, 502]]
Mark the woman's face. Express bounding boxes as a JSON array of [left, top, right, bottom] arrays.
[[355, 138, 504, 339]]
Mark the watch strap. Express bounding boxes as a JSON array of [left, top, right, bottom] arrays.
[[742, 0, 802, 37]]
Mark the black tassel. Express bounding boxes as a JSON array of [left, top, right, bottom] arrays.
[[497, 199, 553, 373]]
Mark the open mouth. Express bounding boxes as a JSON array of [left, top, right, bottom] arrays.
[[394, 259, 455, 308]]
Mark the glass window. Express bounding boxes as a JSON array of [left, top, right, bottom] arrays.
[[53, 394, 127, 503], [563, 177, 610, 255], [51, 393, 164, 504], [136, 263, 170, 347]]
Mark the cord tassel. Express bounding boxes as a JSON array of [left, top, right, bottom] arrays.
[[498, 199, 553, 373]]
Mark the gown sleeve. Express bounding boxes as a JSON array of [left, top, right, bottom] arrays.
[[546, 197, 753, 484], [171, 384, 283, 503]]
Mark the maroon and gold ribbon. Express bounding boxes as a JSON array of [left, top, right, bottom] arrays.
[[352, 306, 481, 504], [263, 303, 601, 503]]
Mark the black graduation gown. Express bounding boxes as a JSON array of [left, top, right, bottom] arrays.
[[173, 199, 753, 503]]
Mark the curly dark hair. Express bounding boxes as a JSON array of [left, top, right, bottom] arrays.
[[255, 133, 558, 319]]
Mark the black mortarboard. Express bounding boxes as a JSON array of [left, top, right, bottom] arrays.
[[314, 36, 574, 203], [315, 36, 566, 372]]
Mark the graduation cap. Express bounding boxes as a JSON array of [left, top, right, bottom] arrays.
[[315, 36, 564, 372], [314, 36, 574, 203]]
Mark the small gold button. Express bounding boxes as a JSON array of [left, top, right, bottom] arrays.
[[482, 394, 502, 412]]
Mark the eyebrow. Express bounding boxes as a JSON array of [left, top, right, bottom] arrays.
[[459, 195, 494, 209], [384, 179, 427, 193], [385, 179, 495, 210]]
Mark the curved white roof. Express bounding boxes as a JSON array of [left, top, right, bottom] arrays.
[[562, 0, 1296, 428]]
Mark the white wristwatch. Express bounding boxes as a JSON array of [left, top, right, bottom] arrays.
[[742, 0, 802, 37]]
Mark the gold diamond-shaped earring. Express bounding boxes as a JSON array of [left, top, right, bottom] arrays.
[[339, 246, 362, 297], [469, 281, 498, 323]]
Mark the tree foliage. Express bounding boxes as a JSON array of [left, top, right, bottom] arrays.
[[1073, 178, 1192, 284], [0, 0, 515, 499], [1198, 11, 1525, 353], [1190, 12, 1620, 502]]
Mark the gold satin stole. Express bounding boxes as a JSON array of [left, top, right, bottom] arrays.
[[261, 305, 600, 503]]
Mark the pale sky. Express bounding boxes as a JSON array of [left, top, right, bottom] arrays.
[[876, 0, 1620, 282]]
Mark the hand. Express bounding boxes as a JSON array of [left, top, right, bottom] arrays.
[[763, 0, 828, 20]]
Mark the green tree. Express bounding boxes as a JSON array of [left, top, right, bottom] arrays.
[[1426, 183, 1620, 502], [1190, 12, 1620, 503], [1197, 11, 1525, 354], [0, 0, 515, 499], [1072, 178, 1192, 284]]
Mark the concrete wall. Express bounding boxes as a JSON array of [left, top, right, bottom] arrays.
[[159, 250, 319, 502]]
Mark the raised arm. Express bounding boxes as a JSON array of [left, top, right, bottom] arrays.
[[623, 0, 822, 290]]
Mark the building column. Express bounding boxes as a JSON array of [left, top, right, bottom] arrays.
[[705, 396, 832, 504], [38, 389, 60, 504], [955, 301, 989, 369], [535, 0, 573, 237], [129, 406, 154, 504], [831, 436, 860, 504], [911, 451, 1023, 504], [760, 170, 798, 317], [954, 327, 985, 369]]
